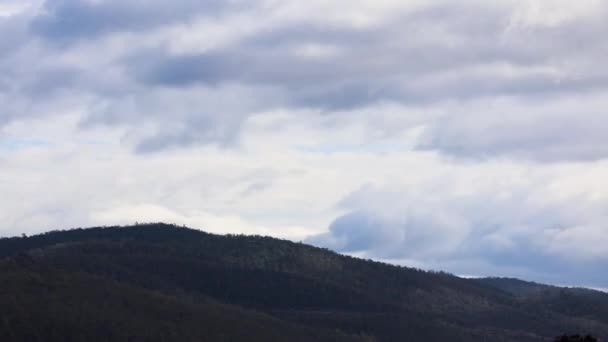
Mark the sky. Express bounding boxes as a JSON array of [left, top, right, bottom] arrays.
[[1, 0, 608, 288]]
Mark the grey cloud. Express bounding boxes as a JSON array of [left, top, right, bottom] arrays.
[[133, 115, 243, 153], [0, 14, 28, 57], [2, 0, 608, 158], [134, 46, 398, 109], [240, 181, 272, 197], [307, 181, 608, 286], [127, 2, 608, 109], [307, 211, 388, 253], [29, 0, 237, 44], [79, 84, 276, 152], [417, 94, 608, 161], [133, 52, 238, 87]]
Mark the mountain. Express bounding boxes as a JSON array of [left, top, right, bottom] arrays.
[[0, 223, 606, 341]]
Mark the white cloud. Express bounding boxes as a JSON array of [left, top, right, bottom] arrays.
[[0, 0, 42, 17]]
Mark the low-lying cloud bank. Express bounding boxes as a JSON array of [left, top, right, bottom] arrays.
[[308, 159, 608, 287]]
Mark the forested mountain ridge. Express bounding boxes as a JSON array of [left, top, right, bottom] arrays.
[[0, 223, 606, 341]]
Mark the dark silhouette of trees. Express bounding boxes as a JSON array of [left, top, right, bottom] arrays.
[[0, 223, 606, 342], [555, 334, 598, 342]]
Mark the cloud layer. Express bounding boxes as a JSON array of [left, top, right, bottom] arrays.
[[3, 0, 608, 158], [1, 0, 608, 287], [308, 160, 608, 286]]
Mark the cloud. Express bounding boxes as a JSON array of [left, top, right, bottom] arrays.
[[307, 159, 608, 286], [29, 0, 237, 44], [1, 0, 606, 159], [417, 93, 608, 161], [0, 113, 335, 240]]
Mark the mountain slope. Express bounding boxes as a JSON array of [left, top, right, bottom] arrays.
[[0, 256, 371, 342], [0, 223, 606, 341], [476, 277, 608, 326]]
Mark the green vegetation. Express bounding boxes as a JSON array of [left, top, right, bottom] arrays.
[[0, 223, 605, 341]]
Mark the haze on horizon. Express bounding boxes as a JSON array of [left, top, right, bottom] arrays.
[[1, 0, 608, 289]]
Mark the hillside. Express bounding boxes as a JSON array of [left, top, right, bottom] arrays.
[[0, 223, 606, 341]]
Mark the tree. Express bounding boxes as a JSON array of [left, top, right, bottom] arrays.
[[555, 334, 598, 342]]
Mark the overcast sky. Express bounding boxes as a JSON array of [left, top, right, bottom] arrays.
[[1, 0, 608, 288]]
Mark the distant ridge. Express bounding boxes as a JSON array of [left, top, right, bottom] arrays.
[[0, 223, 606, 341]]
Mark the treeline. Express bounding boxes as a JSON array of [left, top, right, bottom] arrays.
[[0, 223, 605, 341]]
